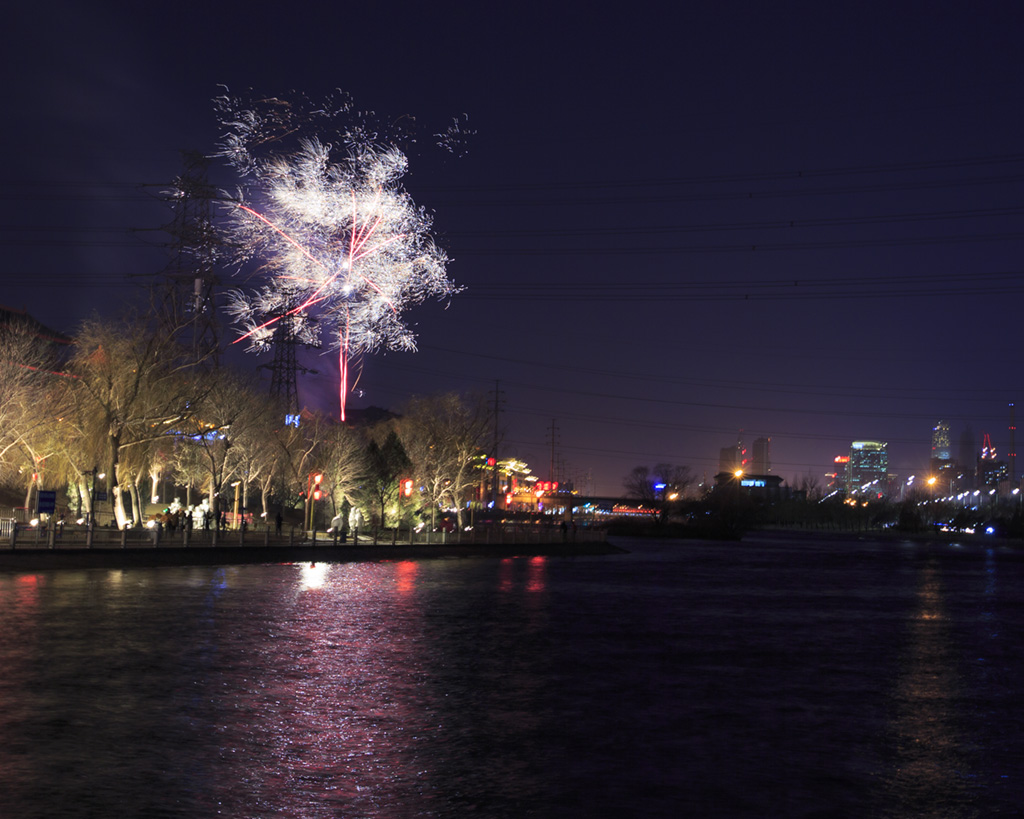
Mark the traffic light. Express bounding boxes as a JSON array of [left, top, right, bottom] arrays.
[[402, 479, 413, 497], [313, 488, 322, 501]]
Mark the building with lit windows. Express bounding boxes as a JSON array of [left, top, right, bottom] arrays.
[[848, 440, 888, 497], [931, 420, 951, 462], [978, 432, 1008, 488]]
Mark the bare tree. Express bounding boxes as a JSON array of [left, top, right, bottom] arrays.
[[222, 387, 283, 520], [66, 314, 204, 527], [271, 410, 334, 527], [0, 318, 64, 490], [173, 372, 255, 521], [623, 466, 658, 503], [653, 463, 695, 500], [319, 421, 368, 520], [799, 471, 823, 501]]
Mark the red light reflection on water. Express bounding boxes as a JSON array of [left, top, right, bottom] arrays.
[[499, 558, 514, 592], [497, 556, 548, 593], [527, 556, 547, 592], [395, 561, 417, 595], [10, 574, 41, 609]]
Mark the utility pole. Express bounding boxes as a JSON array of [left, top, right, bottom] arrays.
[[547, 419, 560, 484], [158, 150, 221, 363], [491, 381, 504, 507]]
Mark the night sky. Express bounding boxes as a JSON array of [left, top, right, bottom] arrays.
[[5, 1, 1023, 495]]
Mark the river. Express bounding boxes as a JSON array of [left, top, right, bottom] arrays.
[[0, 533, 1021, 817]]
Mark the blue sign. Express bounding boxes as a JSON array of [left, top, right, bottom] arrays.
[[37, 490, 56, 514]]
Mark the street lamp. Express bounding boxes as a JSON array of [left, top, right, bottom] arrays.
[[307, 473, 323, 532]]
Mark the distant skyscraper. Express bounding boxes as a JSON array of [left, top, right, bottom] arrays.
[[848, 440, 888, 495], [931, 420, 951, 462], [751, 437, 771, 474], [978, 432, 1008, 488], [719, 445, 740, 473], [719, 436, 748, 474]]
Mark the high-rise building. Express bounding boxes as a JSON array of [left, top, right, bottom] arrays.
[[718, 437, 748, 474], [978, 432, 1008, 488], [848, 440, 888, 496], [751, 437, 771, 474], [931, 420, 951, 462]]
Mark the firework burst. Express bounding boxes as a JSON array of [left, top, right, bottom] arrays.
[[215, 90, 464, 419]]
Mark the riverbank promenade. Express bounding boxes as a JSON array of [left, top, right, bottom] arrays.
[[0, 522, 617, 571]]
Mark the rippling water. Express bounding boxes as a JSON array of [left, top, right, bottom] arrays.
[[1, 534, 1022, 817]]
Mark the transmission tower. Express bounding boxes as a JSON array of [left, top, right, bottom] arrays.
[[262, 313, 302, 415], [160, 150, 220, 361], [256, 295, 319, 416]]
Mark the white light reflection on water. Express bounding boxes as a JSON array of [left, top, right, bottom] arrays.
[[299, 560, 330, 589], [884, 557, 969, 815]]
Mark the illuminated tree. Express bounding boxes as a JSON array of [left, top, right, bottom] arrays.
[[172, 372, 259, 521], [319, 421, 368, 519], [398, 392, 491, 529], [227, 390, 288, 520], [67, 314, 202, 528], [0, 317, 65, 494]]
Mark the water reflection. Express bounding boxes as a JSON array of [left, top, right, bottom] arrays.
[[194, 561, 436, 816], [299, 561, 329, 589], [3, 542, 1016, 816], [527, 555, 547, 593], [394, 560, 417, 596], [884, 558, 968, 816]]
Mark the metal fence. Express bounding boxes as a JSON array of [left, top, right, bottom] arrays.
[[1, 520, 607, 551]]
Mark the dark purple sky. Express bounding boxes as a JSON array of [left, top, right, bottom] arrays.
[[5, 1, 1023, 495]]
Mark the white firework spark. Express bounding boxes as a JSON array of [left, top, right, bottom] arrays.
[[215, 91, 460, 419]]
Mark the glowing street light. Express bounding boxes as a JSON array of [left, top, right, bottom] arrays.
[[307, 473, 324, 532]]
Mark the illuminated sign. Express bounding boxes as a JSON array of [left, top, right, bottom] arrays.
[[740, 479, 766, 487]]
